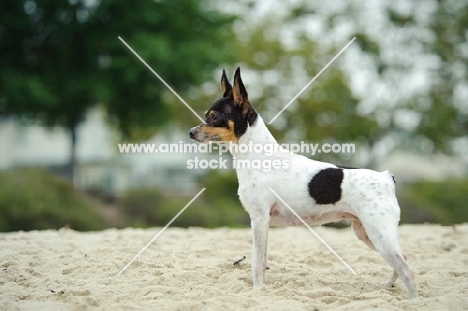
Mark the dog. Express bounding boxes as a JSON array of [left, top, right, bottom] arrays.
[[189, 68, 417, 299]]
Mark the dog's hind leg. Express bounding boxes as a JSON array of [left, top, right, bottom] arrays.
[[353, 218, 396, 286], [354, 202, 418, 299], [381, 253, 409, 288]]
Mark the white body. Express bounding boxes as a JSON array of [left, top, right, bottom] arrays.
[[229, 116, 417, 298]]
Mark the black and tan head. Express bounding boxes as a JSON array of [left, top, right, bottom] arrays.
[[189, 67, 258, 143]]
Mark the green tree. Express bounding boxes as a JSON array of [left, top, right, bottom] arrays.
[[0, 0, 235, 179], [388, 0, 468, 152], [304, 0, 468, 159]]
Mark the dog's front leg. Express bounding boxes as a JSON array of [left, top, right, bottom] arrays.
[[251, 218, 269, 287]]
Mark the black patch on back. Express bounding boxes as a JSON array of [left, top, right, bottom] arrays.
[[308, 168, 344, 205]]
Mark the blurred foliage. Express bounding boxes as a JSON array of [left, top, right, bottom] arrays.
[[0, 168, 105, 231], [0, 0, 235, 136], [410, 0, 468, 151], [92, 0, 236, 139], [310, 0, 468, 156], [398, 179, 468, 224], [119, 170, 249, 228], [0, 0, 236, 175]]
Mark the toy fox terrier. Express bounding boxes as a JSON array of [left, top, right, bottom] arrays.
[[189, 68, 417, 299]]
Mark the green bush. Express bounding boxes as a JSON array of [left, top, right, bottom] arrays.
[[398, 179, 468, 224], [119, 171, 250, 228], [0, 168, 105, 231]]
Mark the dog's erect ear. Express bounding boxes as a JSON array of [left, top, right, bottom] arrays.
[[232, 67, 250, 115], [232, 67, 248, 103], [221, 69, 232, 97]]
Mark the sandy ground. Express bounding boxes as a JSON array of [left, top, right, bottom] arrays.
[[1, 224, 467, 310]]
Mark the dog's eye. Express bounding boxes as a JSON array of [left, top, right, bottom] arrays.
[[211, 113, 219, 122]]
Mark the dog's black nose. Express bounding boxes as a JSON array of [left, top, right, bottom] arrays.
[[189, 127, 198, 139]]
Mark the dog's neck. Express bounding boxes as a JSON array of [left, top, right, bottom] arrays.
[[229, 115, 278, 159]]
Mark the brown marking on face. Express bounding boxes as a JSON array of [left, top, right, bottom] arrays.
[[193, 120, 238, 143], [227, 120, 235, 132]]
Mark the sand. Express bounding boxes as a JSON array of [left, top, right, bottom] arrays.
[[1, 224, 467, 310]]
